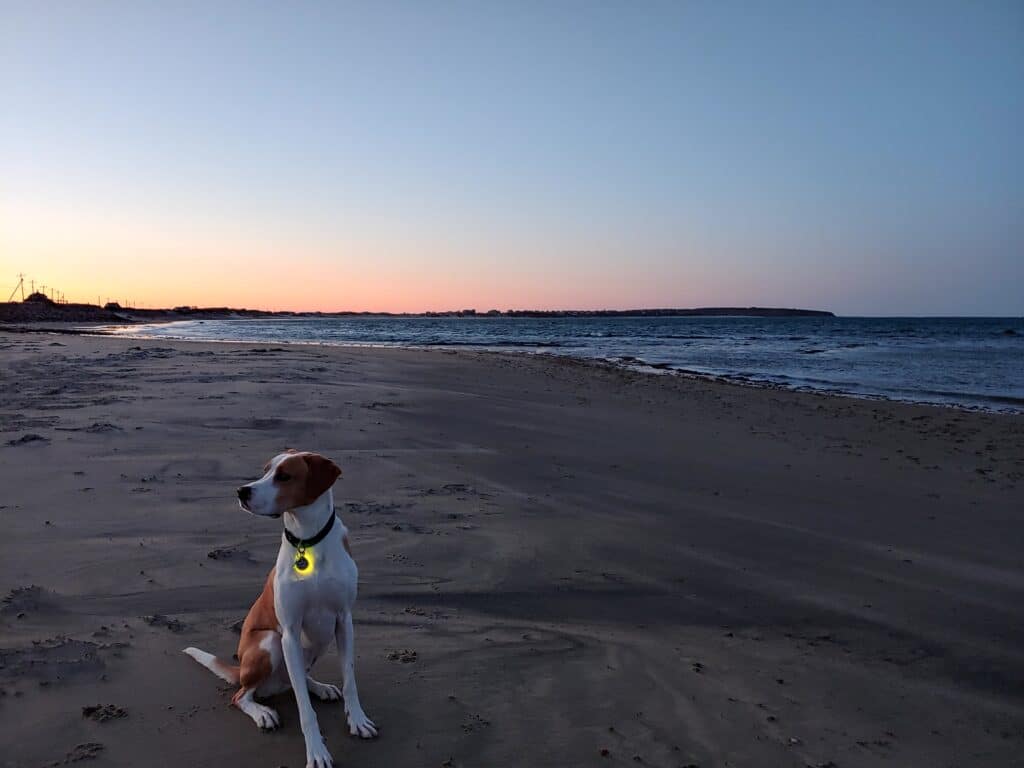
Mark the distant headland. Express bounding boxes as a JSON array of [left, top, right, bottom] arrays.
[[0, 293, 834, 323], [0, 294, 834, 324]]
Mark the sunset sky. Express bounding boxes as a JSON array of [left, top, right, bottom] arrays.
[[2, 2, 1021, 315]]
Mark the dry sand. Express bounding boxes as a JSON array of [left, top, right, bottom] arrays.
[[1, 329, 1022, 768]]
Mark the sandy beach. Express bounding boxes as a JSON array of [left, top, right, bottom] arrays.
[[1, 328, 1022, 768]]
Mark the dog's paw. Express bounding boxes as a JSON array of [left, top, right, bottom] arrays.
[[309, 680, 342, 701], [346, 707, 378, 739], [252, 704, 281, 730], [305, 737, 333, 768]]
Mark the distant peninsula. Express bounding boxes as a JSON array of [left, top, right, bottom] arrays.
[[0, 293, 834, 324]]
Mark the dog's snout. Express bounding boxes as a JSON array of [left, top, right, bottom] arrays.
[[237, 486, 252, 502]]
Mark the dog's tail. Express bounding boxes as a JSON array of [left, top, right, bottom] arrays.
[[182, 647, 240, 685]]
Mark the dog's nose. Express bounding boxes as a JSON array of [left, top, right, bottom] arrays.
[[237, 486, 252, 502]]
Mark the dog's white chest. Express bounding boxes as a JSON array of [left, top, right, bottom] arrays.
[[274, 535, 357, 644]]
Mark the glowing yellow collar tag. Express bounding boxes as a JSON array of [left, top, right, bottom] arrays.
[[294, 547, 314, 574]]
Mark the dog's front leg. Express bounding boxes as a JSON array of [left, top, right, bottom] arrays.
[[336, 611, 377, 738], [281, 625, 333, 768]]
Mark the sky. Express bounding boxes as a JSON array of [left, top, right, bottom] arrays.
[[1, 1, 1021, 315]]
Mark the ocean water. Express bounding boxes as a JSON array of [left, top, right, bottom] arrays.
[[108, 316, 1024, 411]]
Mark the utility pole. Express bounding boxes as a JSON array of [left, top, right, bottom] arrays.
[[6, 273, 25, 303]]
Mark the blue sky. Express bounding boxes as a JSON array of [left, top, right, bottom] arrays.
[[2, 1, 1021, 314]]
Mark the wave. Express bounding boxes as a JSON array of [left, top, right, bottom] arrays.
[[891, 387, 1024, 407], [418, 340, 563, 348]]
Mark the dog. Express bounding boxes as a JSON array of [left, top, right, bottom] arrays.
[[184, 450, 376, 768]]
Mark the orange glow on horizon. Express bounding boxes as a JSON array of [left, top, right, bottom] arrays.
[[4, 196, 750, 313], [1, 251, 774, 314]]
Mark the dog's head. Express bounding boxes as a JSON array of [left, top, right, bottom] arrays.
[[237, 450, 342, 518]]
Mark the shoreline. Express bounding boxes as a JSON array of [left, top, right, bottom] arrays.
[[1, 329, 1023, 767], [7, 320, 1024, 415]]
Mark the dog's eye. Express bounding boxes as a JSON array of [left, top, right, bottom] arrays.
[[275, 471, 291, 482]]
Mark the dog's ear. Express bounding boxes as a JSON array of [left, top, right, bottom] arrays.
[[303, 453, 342, 500]]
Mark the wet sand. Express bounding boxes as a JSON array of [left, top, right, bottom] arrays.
[[1, 330, 1022, 768]]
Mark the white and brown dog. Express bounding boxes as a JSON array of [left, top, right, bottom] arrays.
[[184, 450, 376, 768]]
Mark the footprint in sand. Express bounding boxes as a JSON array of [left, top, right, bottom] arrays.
[[5, 433, 49, 446], [81, 704, 128, 722]]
